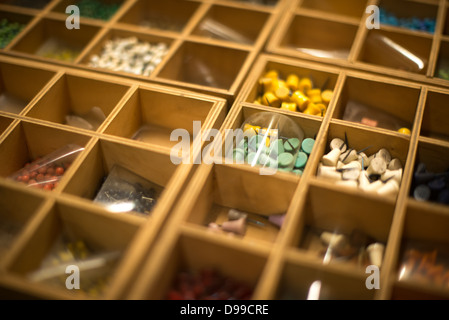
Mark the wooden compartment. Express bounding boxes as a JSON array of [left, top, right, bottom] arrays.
[[25, 73, 130, 132], [276, 255, 376, 300], [103, 85, 227, 152], [241, 56, 341, 113], [62, 138, 179, 217], [357, 29, 433, 75], [78, 28, 176, 79], [393, 199, 449, 299], [0, 10, 35, 50], [190, 4, 270, 45], [117, 0, 201, 33], [0, 61, 56, 115], [278, 14, 358, 61], [0, 181, 45, 265], [293, 181, 395, 270], [332, 75, 421, 135], [221, 103, 323, 178], [0, 120, 92, 187], [0, 0, 53, 10], [408, 140, 449, 206], [0, 114, 13, 135], [3, 199, 141, 299], [169, 163, 298, 244], [156, 40, 251, 94], [129, 226, 270, 299], [10, 17, 101, 63], [313, 121, 411, 200], [434, 39, 449, 83]]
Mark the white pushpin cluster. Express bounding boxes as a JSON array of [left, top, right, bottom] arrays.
[[88, 37, 169, 76], [318, 138, 403, 197]]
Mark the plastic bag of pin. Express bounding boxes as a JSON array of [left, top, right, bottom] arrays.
[[8, 144, 85, 191], [27, 234, 121, 296], [398, 239, 449, 289], [343, 100, 410, 132], [94, 165, 163, 217]]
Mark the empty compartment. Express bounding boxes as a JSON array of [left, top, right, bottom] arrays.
[[246, 60, 340, 118], [421, 89, 449, 142], [378, 0, 437, 33], [180, 164, 298, 244], [63, 139, 178, 218], [396, 201, 449, 297], [358, 29, 432, 74], [7, 200, 140, 299], [0, 184, 44, 261], [0, 11, 33, 49], [118, 0, 200, 32], [0, 121, 91, 190], [315, 122, 411, 199], [11, 18, 100, 62], [409, 141, 449, 206], [295, 182, 394, 271], [299, 0, 368, 18], [26, 73, 129, 131], [81, 29, 173, 77], [1, 0, 51, 9], [52, 0, 124, 21], [104, 87, 219, 151], [191, 5, 269, 45], [139, 230, 268, 299], [279, 15, 358, 60], [224, 105, 322, 176], [157, 41, 249, 90], [277, 259, 376, 300], [0, 61, 55, 115], [333, 76, 419, 134]]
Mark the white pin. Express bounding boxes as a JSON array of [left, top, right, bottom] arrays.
[[322, 148, 342, 167], [377, 179, 399, 197]]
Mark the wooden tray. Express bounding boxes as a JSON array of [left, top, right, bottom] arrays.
[[267, 0, 449, 90], [0, 54, 227, 299], [0, 0, 288, 102], [127, 55, 449, 300]]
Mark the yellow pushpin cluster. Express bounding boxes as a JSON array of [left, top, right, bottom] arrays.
[[254, 70, 333, 117]]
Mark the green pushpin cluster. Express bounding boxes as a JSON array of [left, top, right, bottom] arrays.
[[232, 126, 315, 176], [0, 18, 25, 49], [76, 0, 121, 21]]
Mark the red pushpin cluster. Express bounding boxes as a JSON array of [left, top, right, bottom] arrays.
[[166, 268, 253, 300], [13, 159, 70, 191]]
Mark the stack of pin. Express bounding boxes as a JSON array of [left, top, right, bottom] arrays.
[[317, 136, 403, 197]]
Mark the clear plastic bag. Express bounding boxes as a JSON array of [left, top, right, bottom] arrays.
[[8, 144, 84, 191], [65, 106, 106, 131], [229, 112, 305, 175], [94, 165, 163, 216], [365, 33, 427, 73]]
